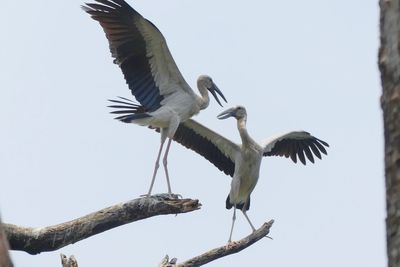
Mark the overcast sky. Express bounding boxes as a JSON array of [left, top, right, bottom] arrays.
[[0, 0, 383, 266]]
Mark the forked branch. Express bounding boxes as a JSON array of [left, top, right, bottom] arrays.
[[160, 220, 274, 267]]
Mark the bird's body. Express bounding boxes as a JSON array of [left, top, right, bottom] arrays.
[[157, 106, 329, 242], [228, 121, 263, 210], [83, 0, 227, 195], [230, 148, 262, 207], [133, 80, 209, 131]]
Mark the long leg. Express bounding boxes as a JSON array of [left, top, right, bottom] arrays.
[[228, 205, 237, 243], [242, 209, 256, 232], [162, 138, 173, 194], [146, 138, 166, 196]]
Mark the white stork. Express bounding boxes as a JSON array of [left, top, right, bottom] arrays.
[[168, 106, 329, 242], [82, 0, 227, 196]]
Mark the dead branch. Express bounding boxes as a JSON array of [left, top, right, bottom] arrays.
[[160, 219, 274, 267], [60, 254, 78, 267], [3, 194, 200, 255], [159, 255, 178, 267]]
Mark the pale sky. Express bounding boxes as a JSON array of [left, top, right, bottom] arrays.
[[0, 1, 384, 266]]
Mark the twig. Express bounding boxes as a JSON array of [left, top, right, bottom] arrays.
[[159, 255, 178, 267], [3, 194, 200, 255], [160, 220, 274, 267], [60, 253, 78, 267]]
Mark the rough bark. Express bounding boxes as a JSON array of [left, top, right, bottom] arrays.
[[159, 220, 274, 267], [0, 215, 13, 267], [379, 1, 400, 266], [3, 194, 200, 255]]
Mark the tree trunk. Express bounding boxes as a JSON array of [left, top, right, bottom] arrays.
[[0, 215, 13, 267], [379, 1, 400, 266]]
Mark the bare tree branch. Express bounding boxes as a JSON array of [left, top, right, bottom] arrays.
[[160, 220, 274, 267], [0, 215, 13, 267], [3, 194, 200, 255]]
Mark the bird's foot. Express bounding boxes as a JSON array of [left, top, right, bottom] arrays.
[[143, 193, 182, 200], [169, 193, 182, 199], [164, 192, 182, 199]]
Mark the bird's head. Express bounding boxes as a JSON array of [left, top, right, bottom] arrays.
[[217, 105, 247, 120], [197, 75, 227, 107]]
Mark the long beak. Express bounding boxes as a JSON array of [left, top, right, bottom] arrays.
[[217, 107, 236, 120], [208, 82, 227, 107]]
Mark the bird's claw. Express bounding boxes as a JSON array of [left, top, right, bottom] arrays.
[[170, 193, 182, 199], [163, 192, 182, 199], [143, 193, 183, 200]]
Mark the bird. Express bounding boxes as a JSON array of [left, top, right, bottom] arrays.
[[166, 105, 329, 242], [82, 0, 227, 196]]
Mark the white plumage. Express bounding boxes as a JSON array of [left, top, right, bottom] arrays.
[[169, 106, 329, 242], [83, 0, 227, 195]]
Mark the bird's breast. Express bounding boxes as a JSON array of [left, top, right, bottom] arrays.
[[230, 150, 262, 204], [163, 92, 199, 120]]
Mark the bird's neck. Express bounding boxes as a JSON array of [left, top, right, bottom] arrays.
[[198, 86, 210, 110], [237, 117, 253, 146]]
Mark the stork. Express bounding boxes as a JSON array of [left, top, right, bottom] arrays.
[[82, 0, 227, 196], [168, 106, 329, 242]]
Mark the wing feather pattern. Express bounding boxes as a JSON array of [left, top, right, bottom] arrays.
[[262, 131, 329, 165], [83, 0, 192, 112], [172, 119, 239, 177]]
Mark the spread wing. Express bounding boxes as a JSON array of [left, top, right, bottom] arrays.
[[83, 0, 193, 112], [170, 119, 239, 177], [262, 131, 329, 165]]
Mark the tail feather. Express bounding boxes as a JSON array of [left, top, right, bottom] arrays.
[[108, 97, 151, 123], [225, 194, 251, 211], [226, 195, 233, 209], [114, 113, 151, 122], [110, 109, 141, 114]]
